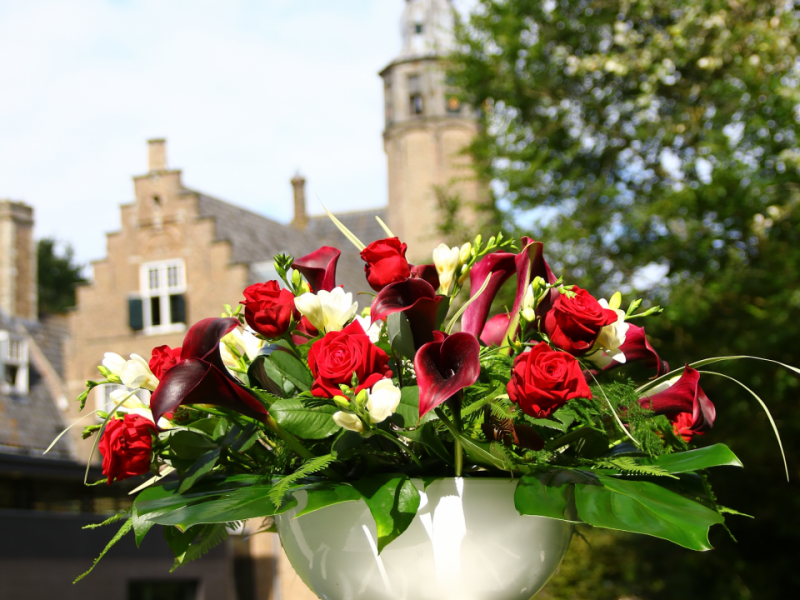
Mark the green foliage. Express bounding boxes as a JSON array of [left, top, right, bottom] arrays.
[[37, 237, 85, 316], [351, 474, 421, 553], [268, 454, 338, 505], [74, 517, 133, 583]]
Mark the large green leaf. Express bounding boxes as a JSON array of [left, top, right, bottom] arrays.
[[514, 475, 575, 521], [294, 483, 363, 519], [351, 474, 420, 553], [392, 385, 420, 428], [270, 398, 339, 439], [574, 474, 724, 551], [169, 431, 218, 460], [642, 444, 743, 474], [178, 447, 221, 494], [387, 312, 416, 361], [268, 350, 313, 392], [402, 422, 453, 463], [135, 475, 258, 518]]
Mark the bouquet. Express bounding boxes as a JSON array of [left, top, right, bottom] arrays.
[[63, 216, 791, 582]]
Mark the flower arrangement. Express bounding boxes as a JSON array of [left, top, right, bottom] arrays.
[[62, 216, 792, 583]]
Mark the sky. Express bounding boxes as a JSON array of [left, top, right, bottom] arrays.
[[0, 0, 473, 267]]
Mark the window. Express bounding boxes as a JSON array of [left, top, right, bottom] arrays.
[[0, 331, 28, 395], [408, 75, 423, 116], [414, 22, 424, 34], [410, 94, 424, 115], [129, 580, 199, 600], [446, 95, 462, 113], [138, 259, 186, 335]]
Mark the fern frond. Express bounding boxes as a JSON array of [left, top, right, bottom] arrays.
[[74, 517, 133, 583], [595, 457, 677, 478], [82, 510, 131, 530], [268, 454, 338, 505], [171, 523, 231, 572]]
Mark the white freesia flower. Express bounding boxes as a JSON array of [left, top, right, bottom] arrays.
[[333, 411, 365, 433], [120, 354, 160, 391], [367, 378, 402, 424], [102, 352, 126, 377], [521, 283, 536, 322], [355, 315, 383, 344], [588, 299, 630, 367], [221, 327, 264, 368], [108, 388, 173, 429], [294, 288, 358, 333], [433, 243, 461, 294], [645, 375, 681, 396]]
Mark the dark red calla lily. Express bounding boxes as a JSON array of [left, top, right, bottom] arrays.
[[639, 366, 715, 441], [370, 278, 444, 350], [605, 324, 669, 377], [461, 237, 558, 339], [461, 251, 516, 337], [415, 331, 481, 417], [480, 313, 512, 346], [150, 318, 267, 426], [292, 246, 341, 292], [409, 263, 440, 290]]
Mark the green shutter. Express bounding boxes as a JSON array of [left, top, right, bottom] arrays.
[[170, 294, 186, 324], [128, 297, 144, 331]]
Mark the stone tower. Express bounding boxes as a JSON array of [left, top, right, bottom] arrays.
[[380, 0, 482, 261], [0, 200, 36, 320]]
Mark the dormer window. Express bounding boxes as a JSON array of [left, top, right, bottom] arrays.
[[130, 259, 187, 335], [0, 331, 29, 395]]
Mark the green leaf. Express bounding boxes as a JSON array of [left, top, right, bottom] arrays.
[[387, 311, 416, 361], [642, 444, 743, 474], [74, 517, 133, 583], [331, 429, 364, 458], [178, 447, 221, 494], [132, 506, 155, 547], [351, 474, 421, 553], [574, 474, 725, 551], [268, 350, 313, 392], [164, 526, 197, 558], [270, 398, 339, 439], [514, 475, 575, 522], [435, 297, 451, 329], [401, 422, 453, 464], [169, 431, 218, 460], [391, 385, 420, 428], [294, 483, 363, 519]]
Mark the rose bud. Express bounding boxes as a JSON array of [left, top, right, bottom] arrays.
[[241, 281, 300, 338], [507, 342, 592, 418], [543, 287, 619, 355], [361, 237, 411, 292], [99, 414, 156, 484]]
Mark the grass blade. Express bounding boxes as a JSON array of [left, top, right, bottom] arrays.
[[376, 216, 395, 238], [445, 273, 492, 334], [320, 200, 366, 251]]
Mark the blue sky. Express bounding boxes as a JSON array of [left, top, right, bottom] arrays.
[[0, 1, 473, 266]]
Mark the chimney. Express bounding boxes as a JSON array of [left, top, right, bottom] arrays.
[[291, 172, 308, 230], [0, 200, 36, 320], [148, 138, 167, 172]]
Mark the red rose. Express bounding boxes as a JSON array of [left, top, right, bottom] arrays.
[[307, 321, 392, 398], [507, 342, 592, 418], [241, 281, 299, 338], [544, 288, 618, 355], [99, 414, 155, 484], [149, 345, 182, 379], [360, 237, 411, 291]]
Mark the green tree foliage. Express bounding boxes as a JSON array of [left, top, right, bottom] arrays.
[[37, 237, 85, 316], [449, 1, 800, 598]]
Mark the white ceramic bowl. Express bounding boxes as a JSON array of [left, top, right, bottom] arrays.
[[275, 478, 572, 600]]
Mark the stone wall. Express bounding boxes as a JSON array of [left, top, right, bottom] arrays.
[[0, 199, 36, 320]]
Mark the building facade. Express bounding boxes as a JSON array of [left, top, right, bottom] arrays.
[[381, 0, 483, 261]]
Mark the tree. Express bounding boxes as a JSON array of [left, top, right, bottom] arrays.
[[449, 1, 800, 598], [37, 237, 85, 316]]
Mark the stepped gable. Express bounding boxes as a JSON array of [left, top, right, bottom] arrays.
[[0, 312, 73, 460]]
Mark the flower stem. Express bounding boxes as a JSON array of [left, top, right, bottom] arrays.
[[374, 429, 423, 469]]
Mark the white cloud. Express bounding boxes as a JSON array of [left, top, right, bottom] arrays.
[[0, 0, 414, 264]]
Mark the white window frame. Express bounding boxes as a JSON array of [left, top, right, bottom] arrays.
[[0, 330, 29, 395], [139, 259, 187, 335]]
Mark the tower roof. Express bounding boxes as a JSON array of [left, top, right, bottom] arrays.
[[398, 0, 455, 60]]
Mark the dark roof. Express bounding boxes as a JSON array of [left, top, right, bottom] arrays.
[[0, 313, 73, 460], [194, 192, 318, 265]]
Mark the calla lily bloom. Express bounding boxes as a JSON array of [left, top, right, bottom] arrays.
[[292, 246, 341, 292], [150, 318, 267, 426], [415, 331, 481, 417], [461, 237, 557, 339], [480, 313, 512, 346], [605, 324, 669, 376], [370, 278, 444, 350], [409, 263, 440, 290], [639, 366, 716, 441]]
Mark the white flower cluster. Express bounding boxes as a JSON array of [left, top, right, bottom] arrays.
[[294, 288, 359, 334], [333, 378, 402, 433], [101, 352, 171, 428]]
